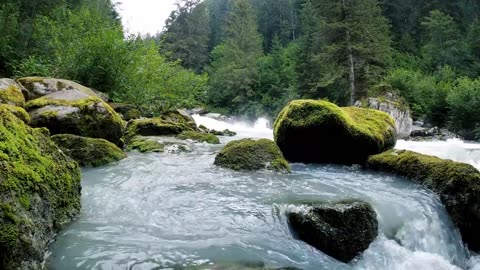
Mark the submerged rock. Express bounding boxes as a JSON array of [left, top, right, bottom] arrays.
[[214, 138, 290, 173], [0, 107, 81, 269], [0, 78, 25, 107], [177, 131, 220, 144], [367, 150, 480, 251], [179, 261, 300, 269], [287, 201, 378, 263], [17, 77, 98, 100], [25, 89, 124, 144], [274, 100, 396, 165], [355, 92, 412, 139], [51, 134, 127, 167], [126, 136, 165, 153]]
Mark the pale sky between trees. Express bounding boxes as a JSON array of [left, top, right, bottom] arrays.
[[115, 0, 177, 35]]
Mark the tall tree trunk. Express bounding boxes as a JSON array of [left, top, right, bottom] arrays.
[[342, 0, 356, 105]]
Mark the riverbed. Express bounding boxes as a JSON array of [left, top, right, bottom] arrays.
[[46, 116, 480, 270]]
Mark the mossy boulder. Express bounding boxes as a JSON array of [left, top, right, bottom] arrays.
[[274, 100, 396, 165], [214, 139, 290, 172], [51, 134, 127, 167], [108, 103, 142, 121], [26, 89, 124, 144], [287, 201, 378, 263], [177, 131, 220, 144], [367, 149, 480, 251], [0, 107, 81, 269], [17, 77, 97, 100], [124, 117, 194, 144], [0, 104, 30, 124], [126, 136, 165, 153], [0, 78, 25, 107]]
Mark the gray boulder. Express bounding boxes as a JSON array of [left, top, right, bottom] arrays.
[[17, 77, 98, 100], [355, 92, 412, 139]]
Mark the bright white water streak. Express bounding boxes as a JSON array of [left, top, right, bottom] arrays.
[[46, 116, 480, 270]]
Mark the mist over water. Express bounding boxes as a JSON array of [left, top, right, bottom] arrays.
[[47, 116, 480, 270]]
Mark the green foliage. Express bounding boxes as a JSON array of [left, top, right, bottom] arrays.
[[446, 77, 480, 138], [207, 0, 263, 115]]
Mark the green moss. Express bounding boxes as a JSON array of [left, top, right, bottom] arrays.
[[126, 136, 165, 153], [177, 131, 220, 144], [0, 84, 25, 108], [0, 104, 30, 124], [51, 134, 127, 167], [26, 94, 125, 144], [0, 107, 81, 269], [124, 108, 141, 120], [273, 100, 396, 165], [367, 149, 480, 251], [214, 138, 290, 173], [124, 117, 194, 144]]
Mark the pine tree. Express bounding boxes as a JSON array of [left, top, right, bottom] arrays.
[[298, 0, 392, 104], [207, 0, 263, 113], [161, 0, 211, 73]]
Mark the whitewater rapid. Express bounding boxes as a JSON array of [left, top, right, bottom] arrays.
[[46, 115, 480, 270]]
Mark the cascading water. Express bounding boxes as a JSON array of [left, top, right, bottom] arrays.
[[46, 115, 480, 270]]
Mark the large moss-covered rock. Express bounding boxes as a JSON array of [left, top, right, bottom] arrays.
[[0, 107, 81, 269], [274, 100, 396, 165], [367, 150, 480, 251], [0, 79, 25, 107], [177, 131, 220, 144], [26, 89, 124, 144], [214, 139, 290, 173], [51, 134, 127, 167], [17, 77, 97, 100], [287, 201, 378, 263]]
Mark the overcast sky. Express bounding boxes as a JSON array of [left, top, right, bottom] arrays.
[[115, 0, 177, 35]]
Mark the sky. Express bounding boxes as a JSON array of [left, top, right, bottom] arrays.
[[115, 0, 177, 35]]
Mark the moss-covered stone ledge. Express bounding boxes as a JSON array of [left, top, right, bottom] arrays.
[[0, 107, 81, 269], [26, 89, 125, 144], [0, 104, 30, 124], [52, 134, 127, 167], [274, 100, 396, 165], [367, 149, 480, 251], [214, 138, 290, 173], [177, 131, 220, 144], [126, 136, 165, 153], [0, 78, 25, 107]]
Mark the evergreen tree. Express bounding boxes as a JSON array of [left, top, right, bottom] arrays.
[[207, 0, 263, 114], [161, 0, 211, 73], [298, 0, 392, 104]]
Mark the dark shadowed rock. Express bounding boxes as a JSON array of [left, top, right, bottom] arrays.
[[287, 201, 378, 263]]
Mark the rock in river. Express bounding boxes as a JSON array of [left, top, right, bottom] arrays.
[[214, 138, 290, 173], [367, 149, 480, 251], [52, 134, 127, 167], [0, 106, 81, 269], [287, 201, 378, 263], [26, 89, 124, 144], [274, 100, 396, 165]]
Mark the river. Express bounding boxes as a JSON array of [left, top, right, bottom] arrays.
[[46, 115, 480, 270]]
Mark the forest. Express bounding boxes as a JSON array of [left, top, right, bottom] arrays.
[[1, 0, 480, 139]]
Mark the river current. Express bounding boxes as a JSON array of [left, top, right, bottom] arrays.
[[46, 116, 480, 270]]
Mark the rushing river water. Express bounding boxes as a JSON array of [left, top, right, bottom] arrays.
[[47, 116, 480, 270]]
